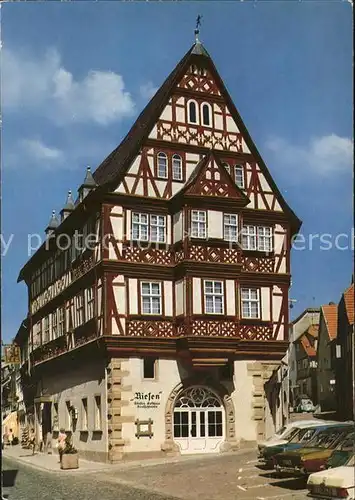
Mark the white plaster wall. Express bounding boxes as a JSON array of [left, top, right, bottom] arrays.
[[121, 358, 182, 453], [175, 280, 185, 316], [176, 106, 185, 123], [226, 280, 236, 316], [261, 287, 271, 322], [112, 285, 126, 335], [173, 212, 183, 243], [226, 114, 239, 133], [231, 361, 257, 441], [207, 210, 223, 239], [128, 279, 138, 315], [42, 361, 107, 455], [192, 278, 202, 314], [164, 281, 173, 317], [111, 217, 123, 241], [160, 104, 172, 122]]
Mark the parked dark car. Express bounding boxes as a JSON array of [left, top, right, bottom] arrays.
[[262, 423, 328, 467], [261, 423, 350, 468], [273, 425, 353, 476], [326, 432, 355, 470]]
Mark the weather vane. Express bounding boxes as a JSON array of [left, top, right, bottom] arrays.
[[195, 15, 202, 42]]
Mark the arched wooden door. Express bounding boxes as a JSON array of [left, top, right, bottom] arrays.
[[173, 386, 225, 454]]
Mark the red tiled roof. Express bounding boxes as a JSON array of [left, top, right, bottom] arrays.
[[300, 334, 317, 357], [306, 324, 319, 338], [343, 284, 354, 325], [322, 304, 338, 340]]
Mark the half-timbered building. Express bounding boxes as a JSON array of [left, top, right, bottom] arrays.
[[17, 34, 301, 462]]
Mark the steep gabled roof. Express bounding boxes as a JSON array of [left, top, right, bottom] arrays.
[[92, 40, 301, 234], [321, 304, 338, 340], [93, 46, 195, 187], [343, 283, 354, 325]]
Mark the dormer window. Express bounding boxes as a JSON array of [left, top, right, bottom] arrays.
[[172, 154, 182, 181], [234, 165, 244, 189], [188, 100, 198, 124], [202, 103, 211, 127], [157, 152, 168, 178]]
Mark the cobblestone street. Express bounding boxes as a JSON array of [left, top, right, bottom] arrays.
[[3, 449, 309, 500]]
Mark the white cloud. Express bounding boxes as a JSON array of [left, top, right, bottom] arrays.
[[21, 139, 64, 162], [265, 134, 353, 176], [139, 82, 158, 100], [2, 47, 135, 125]]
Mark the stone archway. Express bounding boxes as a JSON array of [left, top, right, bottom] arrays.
[[161, 377, 239, 454]]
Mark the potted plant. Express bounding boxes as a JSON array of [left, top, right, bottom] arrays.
[[60, 436, 79, 470]]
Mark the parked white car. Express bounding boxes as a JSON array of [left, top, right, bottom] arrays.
[[307, 455, 355, 500], [257, 419, 328, 458]]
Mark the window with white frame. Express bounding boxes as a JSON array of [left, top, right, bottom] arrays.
[[76, 293, 85, 326], [204, 281, 224, 314], [81, 398, 88, 431], [241, 288, 260, 319], [241, 225, 273, 252], [58, 307, 65, 336], [87, 287, 94, 320], [241, 225, 257, 250], [94, 395, 102, 430], [141, 282, 162, 315], [223, 214, 238, 242], [188, 100, 198, 124], [43, 316, 50, 344], [132, 213, 149, 241], [234, 165, 244, 188], [257, 226, 273, 252], [202, 103, 211, 126], [191, 210, 207, 238], [132, 213, 166, 243], [150, 215, 166, 243], [52, 311, 58, 339], [172, 154, 183, 181], [157, 152, 168, 178]]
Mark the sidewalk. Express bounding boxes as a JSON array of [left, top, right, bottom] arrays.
[[3, 444, 255, 475], [2, 445, 112, 474]]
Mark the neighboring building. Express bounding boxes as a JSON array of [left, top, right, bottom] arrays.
[[288, 308, 320, 407], [16, 34, 301, 462], [1, 360, 20, 440], [334, 283, 354, 421], [316, 303, 337, 412], [295, 324, 319, 404]]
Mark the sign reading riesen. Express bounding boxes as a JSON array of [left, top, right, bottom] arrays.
[[130, 391, 162, 409]]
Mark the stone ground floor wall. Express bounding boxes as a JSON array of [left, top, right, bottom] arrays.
[[34, 359, 108, 462], [32, 356, 282, 463], [110, 357, 282, 461]]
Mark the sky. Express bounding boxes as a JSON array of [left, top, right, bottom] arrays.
[[1, 1, 353, 344]]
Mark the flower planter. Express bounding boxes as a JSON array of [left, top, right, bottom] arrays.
[[61, 453, 79, 470]]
